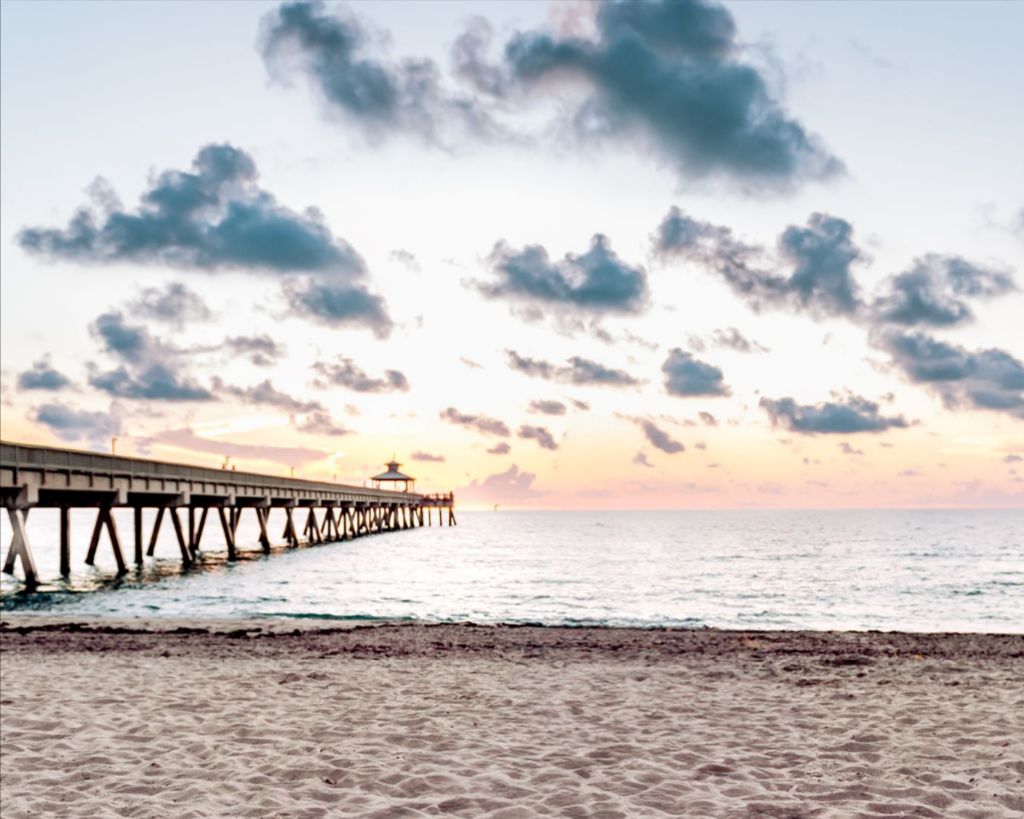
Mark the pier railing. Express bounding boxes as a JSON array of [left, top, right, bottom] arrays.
[[1, 440, 455, 587]]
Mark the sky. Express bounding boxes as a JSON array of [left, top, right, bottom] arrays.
[[1, 0, 1022, 509]]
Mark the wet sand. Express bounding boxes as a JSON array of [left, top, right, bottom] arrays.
[[1, 619, 1022, 818]]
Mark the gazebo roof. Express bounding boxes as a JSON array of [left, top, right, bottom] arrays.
[[371, 460, 415, 482]]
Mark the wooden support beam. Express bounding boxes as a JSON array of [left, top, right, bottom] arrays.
[[218, 507, 236, 560], [60, 507, 72, 576], [192, 507, 209, 557], [168, 509, 192, 564], [85, 507, 127, 574], [147, 507, 166, 557], [449, 508, 457, 526], [283, 507, 298, 547], [2, 508, 38, 586], [304, 508, 322, 545], [133, 507, 143, 566], [188, 507, 196, 555], [256, 507, 271, 553], [322, 508, 337, 541]]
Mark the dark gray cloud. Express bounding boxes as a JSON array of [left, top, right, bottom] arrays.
[[506, 350, 640, 387], [18, 143, 364, 276], [34, 402, 120, 444], [656, 207, 864, 318], [18, 359, 72, 391], [640, 419, 685, 454], [760, 395, 909, 434], [486, 441, 511, 455], [88, 311, 213, 402], [482, 235, 647, 314], [213, 377, 322, 414], [260, 1, 493, 145], [528, 399, 567, 416], [462, 0, 839, 188], [90, 365, 213, 402], [662, 348, 729, 397], [261, 1, 837, 189], [411, 451, 445, 462], [285, 279, 393, 338], [224, 335, 285, 366], [129, 282, 212, 327], [312, 357, 409, 393], [440, 407, 510, 437], [294, 410, 350, 436], [876, 330, 1024, 418], [518, 424, 558, 451], [870, 254, 1015, 328]]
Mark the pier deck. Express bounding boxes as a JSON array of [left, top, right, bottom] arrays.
[[1, 441, 455, 587]]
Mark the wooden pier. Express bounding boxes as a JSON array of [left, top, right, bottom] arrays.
[[0, 441, 456, 587]]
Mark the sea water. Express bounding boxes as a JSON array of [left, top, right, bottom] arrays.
[[1, 509, 1021, 632]]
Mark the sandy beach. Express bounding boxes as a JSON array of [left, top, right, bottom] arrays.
[[1, 620, 1022, 818]]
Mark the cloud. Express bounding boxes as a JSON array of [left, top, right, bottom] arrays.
[[294, 410, 350, 436], [655, 207, 864, 318], [633, 451, 653, 468], [90, 365, 214, 402], [150, 428, 328, 468], [462, 0, 839, 188], [1004, 454, 1023, 464], [639, 419, 685, 454], [128, 282, 212, 327], [312, 357, 409, 393], [457, 464, 543, 505], [572, 399, 591, 411], [662, 348, 729, 396], [486, 441, 511, 455], [34, 402, 120, 445], [760, 395, 909, 434], [481, 235, 647, 314], [875, 330, 1024, 418], [528, 399, 567, 416], [506, 349, 640, 387], [440, 407, 510, 437], [698, 411, 718, 426], [213, 377, 322, 414], [870, 254, 1015, 328], [18, 143, 364, 276], [283, 278, 393, 338], [260, 1, 494, 145], [838, 442, 864, 456], [224, 335, 285, 366], [88, 312, 213, 401], [691, 327, 768, 353], [18, 358, 73, 391], [518, 424, 558, 450], [410, 451, 445, 462], [460, 357, 482, 369], [390, 249, 421, 271]]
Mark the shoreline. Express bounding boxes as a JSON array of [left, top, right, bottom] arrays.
[[3, 619, 1022, 817]]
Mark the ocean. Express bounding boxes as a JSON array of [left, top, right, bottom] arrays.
[[1, 509, 1022, 632]]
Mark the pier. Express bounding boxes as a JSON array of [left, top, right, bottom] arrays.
[[0, 441, 455, 587]]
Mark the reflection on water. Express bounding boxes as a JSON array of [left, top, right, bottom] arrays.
[[2, 509, 1023, 632]]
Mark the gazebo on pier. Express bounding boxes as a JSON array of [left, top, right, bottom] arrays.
[[371, 460, 415, 493]]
